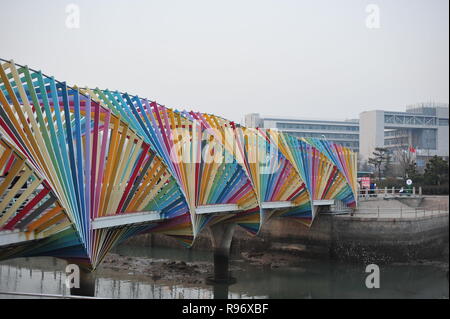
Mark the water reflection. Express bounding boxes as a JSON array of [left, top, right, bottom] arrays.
[[0, 259, 247, 299], [0, 262, 69, 298], [0, 245, 448, 299]]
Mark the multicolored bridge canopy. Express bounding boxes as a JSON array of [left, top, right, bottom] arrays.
[[0, 59, 357, 270]]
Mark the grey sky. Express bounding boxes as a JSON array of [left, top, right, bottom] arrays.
[[1, 0, 448, 123]]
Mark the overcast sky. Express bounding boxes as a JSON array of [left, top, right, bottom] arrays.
[[1, 0, 448, 123]]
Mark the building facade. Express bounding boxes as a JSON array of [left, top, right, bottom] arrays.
[[359, 103, 449, 168], [245, 113, 360, 152], [246, 102, 449, 170]]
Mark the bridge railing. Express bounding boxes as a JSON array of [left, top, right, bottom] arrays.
[[346, 205, 449, 219], [358, 187, 423, 200]]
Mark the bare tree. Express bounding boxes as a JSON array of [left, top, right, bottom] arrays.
[[357, 154, 370, 172], [368, 147, 390, 180], [395, 148, 416, 178]]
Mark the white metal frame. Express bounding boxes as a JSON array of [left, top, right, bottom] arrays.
[[92, 211, 162, 229], [195, 204, 241, 215]]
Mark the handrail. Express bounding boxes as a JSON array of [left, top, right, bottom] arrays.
[[357, 187, 423, 198], [347, 206, 449, 219]]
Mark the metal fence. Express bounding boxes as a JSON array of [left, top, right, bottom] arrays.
[[358, 187, 422, 199], [347, 206, 449, 219]]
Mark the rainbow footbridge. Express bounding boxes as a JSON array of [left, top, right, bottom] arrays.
[[0, 59, 357, 291]]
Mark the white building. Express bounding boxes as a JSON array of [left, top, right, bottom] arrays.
[[246, 102, 449, 170], [359, 103, 449, 168], [245, 113, 360, 152]]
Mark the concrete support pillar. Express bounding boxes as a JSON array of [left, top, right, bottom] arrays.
[[207, 222, 236, 285], [70, 267, 96, 297]]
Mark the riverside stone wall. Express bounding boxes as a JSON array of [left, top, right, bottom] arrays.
[[124, 197, 449, 263]]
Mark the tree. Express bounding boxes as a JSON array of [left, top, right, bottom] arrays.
[[396, 148, 416, 178], [359, 160, 370, 172], [405, 161, 418, 178], [357, 154, 370, 172], [368, 147, 390, 180], [383, 153, 394, 178], [423, 156, 449, 186]]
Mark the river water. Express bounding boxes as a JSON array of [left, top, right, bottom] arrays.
[[0, 244, 448, 299]]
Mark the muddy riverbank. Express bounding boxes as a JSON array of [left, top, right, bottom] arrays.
[[99, 248, 308, 286], [101, 241, 449, 289], [99, 253, 213, 285]]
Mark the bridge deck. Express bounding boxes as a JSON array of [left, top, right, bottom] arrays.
[[261, 201, 294, 209], [92, 211, 162, 230], [0, 230, 38, 246], [1, 201, 338, 246], [313, 200, 335, 206], [195, 204, 241, 215]]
